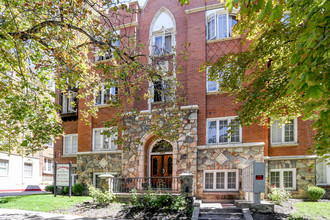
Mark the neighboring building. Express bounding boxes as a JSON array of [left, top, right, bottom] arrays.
[[0, 142, 54, 192], [54, 0, 329, 200]]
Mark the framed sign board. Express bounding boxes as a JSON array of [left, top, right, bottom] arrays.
[[56, 164, 70, 186]]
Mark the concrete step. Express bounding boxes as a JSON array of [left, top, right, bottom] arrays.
[[199, 217, 244, 220], [200, 208, 242, 213], [199, 213, 244, 218]]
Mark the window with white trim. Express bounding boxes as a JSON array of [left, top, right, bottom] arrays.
[[95, 85, 118, 105], [206, 9, 238, 41], [95, 31, 120, 62], [93, 128, 117, 151], [204, 170, 239, 191], [62, 91, 78, 114], [0, 159, 9, 176], [270, 168, 296, 190], [207, 116, 241, 144], [316, 159, 330, 185], [24, 163, 33, 177], [152, 29, 173, 56], [63, 134, 78, 155], [206, 67, 223, 92], [271, 119, 297, 145], [151, 61, 171, 103], [43, 159, 52, 173]]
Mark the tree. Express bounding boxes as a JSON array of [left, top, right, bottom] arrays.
[[180, 0, 329, 157], [0, 0, 185, 154]]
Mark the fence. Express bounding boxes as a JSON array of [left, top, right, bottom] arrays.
[[110, 176, 181, 193]]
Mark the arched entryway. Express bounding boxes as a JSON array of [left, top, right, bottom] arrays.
[[149, 140, 173, 188]]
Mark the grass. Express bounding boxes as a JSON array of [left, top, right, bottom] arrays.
[[290, 202, 330, 220], [0, 194, 92, 212]]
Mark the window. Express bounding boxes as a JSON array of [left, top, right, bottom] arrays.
[[93, 128, 117, 151], [152, 29, 173, 56], [45, 140, 53, 148], [206, 67, 223, 92], [204, 170, 239, 191], [95, 85, 118, 105], [95, 31, 120, 62], [207, 116, 241, 144], [271, 119, 297, 145], [24, 163, 33, 177], [270, 168, 296, 190], [63, 134, 78, 155], [151, 61, 170, 103], [316, 159, 330, 185], [0, 160, 9, 176], [62, 91, 78, 114], [206, 10, 238, 41], [43, 159, 52, 173]]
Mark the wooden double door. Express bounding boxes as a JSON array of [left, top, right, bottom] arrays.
[[151, 154, 173, 188]]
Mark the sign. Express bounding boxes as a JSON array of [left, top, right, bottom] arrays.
[[56, 164, 70, 186], [256, 175, 264, 180]]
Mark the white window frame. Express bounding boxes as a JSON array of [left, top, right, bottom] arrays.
[[271, 118, 298, 145], [94, 85, 118, 106], [316, 159, 330, 185], [206, 9, 238, 41], [43, 158, 52, 174], [95, 31, 120, 62], [62, 91, 78, 114], [152, 28, 173, 56], [206, 116, 242, 145], [203, 169, 239, 191], [206, 67, 223, 93], [0, 159, 9, 176], [63, 134, 78, 155], [24, 163, 33, 178], [92, 128, 118, 151], [270, 168, 297, 190]]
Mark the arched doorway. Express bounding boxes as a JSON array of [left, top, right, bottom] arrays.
[[149, 140, 173, 188]]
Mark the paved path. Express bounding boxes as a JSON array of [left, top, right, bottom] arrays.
[[0, 209, 103, 220], [0, 191, 49, 197]]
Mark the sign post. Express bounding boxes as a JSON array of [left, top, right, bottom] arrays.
[[69, 161, 72, 198], [54, 162, 57, 197]]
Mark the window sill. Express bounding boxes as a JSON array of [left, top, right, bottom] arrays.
[[198, 142, 265, 149], [95, 104, 111, 108], [206, 91, 220, 95], [203, 190, 239, 193], [152, 101, 165, 104], [150, 52, 175, 58], [62, 154, 77, 157], [207, 36, 241, 44], [271, 143, 299, 147], [43, 171, 53, 174], [77, 150, 122, 155], [95, 58, 113, 63]]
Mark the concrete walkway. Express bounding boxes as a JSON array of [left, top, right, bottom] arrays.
[[0, 191, 49, 198], [0, 209, 102, 220]]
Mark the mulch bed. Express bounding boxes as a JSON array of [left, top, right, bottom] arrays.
[[52, 201, 191, 219]]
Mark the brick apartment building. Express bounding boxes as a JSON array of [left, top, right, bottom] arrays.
[[54, 0, 329, 200]]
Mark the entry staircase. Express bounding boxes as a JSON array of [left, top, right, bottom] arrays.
[[193, 201, 253, 220]]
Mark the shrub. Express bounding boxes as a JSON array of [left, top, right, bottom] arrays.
[[63, 186, 69, 195], [88, 184, 115, 205], [45, 185, 54, 193], [307, 186, 325, 201], [268, 186, 291, 205], [72, 183, 84, 196]]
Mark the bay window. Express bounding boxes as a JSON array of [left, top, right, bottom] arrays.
[[207, 116, 241, 144], [204, 170, 239, 191]]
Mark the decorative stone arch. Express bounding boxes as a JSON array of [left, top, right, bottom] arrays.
[[137, 133, 177, 178]]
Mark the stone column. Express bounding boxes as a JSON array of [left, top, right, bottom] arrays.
[[180, 172, 194, 197], [99, 173, 114, 193]]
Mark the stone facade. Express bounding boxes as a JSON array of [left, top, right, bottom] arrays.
[[76, 152, 122, 185], [267, 159, 316, 198], [197, 145, 264, 200], [121, 107, 199, 180]]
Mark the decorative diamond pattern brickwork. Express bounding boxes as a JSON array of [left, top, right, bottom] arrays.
[[206, 39, 242, 63], [216, 153, 228, 165]]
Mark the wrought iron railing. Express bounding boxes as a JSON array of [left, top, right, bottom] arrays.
[[111, 177, 180, 193]]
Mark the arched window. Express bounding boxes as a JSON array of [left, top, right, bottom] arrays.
[[151, 140, 173, 153]]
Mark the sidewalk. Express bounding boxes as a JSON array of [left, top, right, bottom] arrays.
[[0, 208, 104, 220], [0, 191, 49, 198]]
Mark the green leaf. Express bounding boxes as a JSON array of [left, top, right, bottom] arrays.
[[305, 85, 323, 100]]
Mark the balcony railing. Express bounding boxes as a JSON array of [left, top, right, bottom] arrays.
[[111, 177, 180, 194]]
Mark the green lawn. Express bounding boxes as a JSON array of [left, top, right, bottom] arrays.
[[0, 194, 92, 212], [290, 202, 330, 220]]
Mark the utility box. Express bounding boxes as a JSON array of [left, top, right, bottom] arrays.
[[242, 162, 265, 203]]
